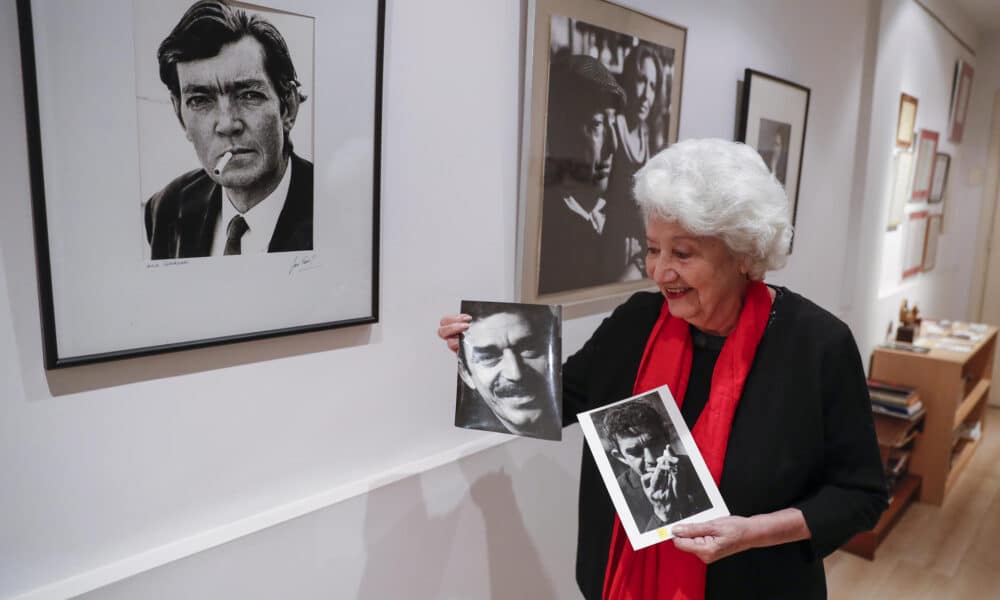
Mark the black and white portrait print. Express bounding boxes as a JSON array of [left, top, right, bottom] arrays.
[[756, 118, 791, 186], [539, 16, 676, 296], [593, 392, 712, 533], [456, 301, 562, 441], [135, 0, 315, 260]]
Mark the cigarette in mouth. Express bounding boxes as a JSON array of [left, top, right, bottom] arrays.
[[213, 151, 234, 176]]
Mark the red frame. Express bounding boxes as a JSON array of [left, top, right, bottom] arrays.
[[903, 211, 928, 279]]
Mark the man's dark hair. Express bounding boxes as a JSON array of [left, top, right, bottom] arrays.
[[158, 0, 307, 112], [602, 400, 668, 448]]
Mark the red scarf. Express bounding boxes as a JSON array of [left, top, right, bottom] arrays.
[[602, 281, 772, 600]]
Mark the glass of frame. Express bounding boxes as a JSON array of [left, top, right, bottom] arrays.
[[738, 69, 810, 252], [922, 214, 941, 273], [903, 211, 928, 280], [928, 152, 950, 204], [16, 0, 384, 367], [948, 60, 974, 143], [887, 150, 913, 231], [896, 93, 918, 148], [910, 129, 939, 201], [519, 0, 686, 306]]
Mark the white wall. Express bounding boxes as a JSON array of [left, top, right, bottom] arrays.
[[844, 0, 986, 365], [1, 0, 939, 598]]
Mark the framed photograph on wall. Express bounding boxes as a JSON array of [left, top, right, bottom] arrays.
[[519, 0, 686, 305], [738, 69, 810, 249], [577, 385, 729, 549], [922, 214, 941, 272], [948, 60, 974, 143], [928, 152, 950, 204], [887, 150, 913, 230], [910, 129, 939, 201], [903, 211, 928, 280], [896, 93, 918, 148], [17, 0, 384, 368]]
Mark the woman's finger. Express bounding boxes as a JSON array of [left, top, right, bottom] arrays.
[[437, 321, 470, 340]]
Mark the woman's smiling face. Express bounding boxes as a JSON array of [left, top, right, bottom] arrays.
[[644, 217, 749, 335]]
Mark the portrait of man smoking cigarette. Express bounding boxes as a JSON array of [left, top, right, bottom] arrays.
[[144, 0, 314, 259]]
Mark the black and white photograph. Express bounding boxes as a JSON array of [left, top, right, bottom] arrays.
[[136, 0, 315, 260], [738, 68, 810, 248], [520, 0, 685, 306], [456, 301, 562, 441], [577, 386, 729, 549], [756, 118, 791, 185], [16, 0, 383, 367]]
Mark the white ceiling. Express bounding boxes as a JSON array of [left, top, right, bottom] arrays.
[[955, 0, 1000, 35]]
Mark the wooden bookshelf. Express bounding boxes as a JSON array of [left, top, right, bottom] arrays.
[[869, 325, 997, 505], [842, 474, 920, 560]]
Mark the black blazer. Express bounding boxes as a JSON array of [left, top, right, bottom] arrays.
[[563, 288, 887, 600], [144, 153, 313, 259]]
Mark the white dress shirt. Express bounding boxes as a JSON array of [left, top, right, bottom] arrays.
[[210, 159, 294, 256]]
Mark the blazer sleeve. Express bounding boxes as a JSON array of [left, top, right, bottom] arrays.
[[792, 326, 889, 557], [562, 311, 608, 427]]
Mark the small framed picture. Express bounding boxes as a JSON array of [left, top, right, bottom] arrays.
[[922, 214, 941, 272], [948, 60, 974, 143], [903, 211, 928, 279], [577, 385, 728, 549], [928, 152, 950, 204], [910, 129, 939, 201], [887, 150, 913, 230], [896, 93, 918, 148], [456, 301, 563, 441], [738, 69, 810, 250]]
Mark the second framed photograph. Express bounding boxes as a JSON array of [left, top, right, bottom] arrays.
[[17, 0, 384, 367], [738, 69, 810, 248], [519, 0, 686, 305], [577, 385, 729, 550]]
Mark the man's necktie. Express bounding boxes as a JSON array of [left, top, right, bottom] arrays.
[[224, 215, 249, 255]]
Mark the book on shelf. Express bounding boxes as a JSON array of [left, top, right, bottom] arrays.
[[867, 379, 920, 407], [873, 413, 922, 448], [871, 401, 925, 420]]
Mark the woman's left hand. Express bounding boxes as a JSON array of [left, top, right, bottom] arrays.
[[671, 516, 755, 564], [671, 508, 811, 564]]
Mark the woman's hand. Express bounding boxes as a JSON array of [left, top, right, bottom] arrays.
[[437, 314, 472, 353], [671, 516, 755, 563], [672, 508, 811, 564]]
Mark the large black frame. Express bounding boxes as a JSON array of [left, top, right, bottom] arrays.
[[16, 0, 384, 368]]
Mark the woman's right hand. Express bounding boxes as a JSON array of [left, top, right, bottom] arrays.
[[437, 314, 472, 353]]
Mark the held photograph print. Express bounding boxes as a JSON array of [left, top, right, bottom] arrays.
[[577, 386, 729, 550], [17, 0, 384, 367], [455, 301, 562, 441], [520, 0, 685, 306]]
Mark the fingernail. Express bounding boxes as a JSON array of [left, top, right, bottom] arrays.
[[461, 314, 473, 321], [673, 526, 687, 536]]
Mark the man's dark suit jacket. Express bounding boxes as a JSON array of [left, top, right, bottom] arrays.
[[145, 153, 313, 259]]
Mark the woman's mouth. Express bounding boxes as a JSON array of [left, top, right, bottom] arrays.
[[663, 287, 691, 299]]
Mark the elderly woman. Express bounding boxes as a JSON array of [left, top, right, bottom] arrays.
[[438, 138, 886, 599]]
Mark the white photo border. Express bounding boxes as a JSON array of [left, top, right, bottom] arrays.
[[577, 384, 729, 550]]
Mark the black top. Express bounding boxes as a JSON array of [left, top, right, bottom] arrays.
[[563, 287, 887, 600]]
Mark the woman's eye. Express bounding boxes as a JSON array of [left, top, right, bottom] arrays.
[[646, 247, 660, 256], [673, 250, 690, 259]]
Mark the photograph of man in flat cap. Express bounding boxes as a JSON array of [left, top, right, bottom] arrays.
[[538, 16, 676, 296], [142, 0, 314, 260]]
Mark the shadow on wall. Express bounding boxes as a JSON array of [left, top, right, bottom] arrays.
[[355, 446, 570, 599]]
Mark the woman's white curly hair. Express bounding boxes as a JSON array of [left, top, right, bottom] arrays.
[[633, 138, 793, 280]]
